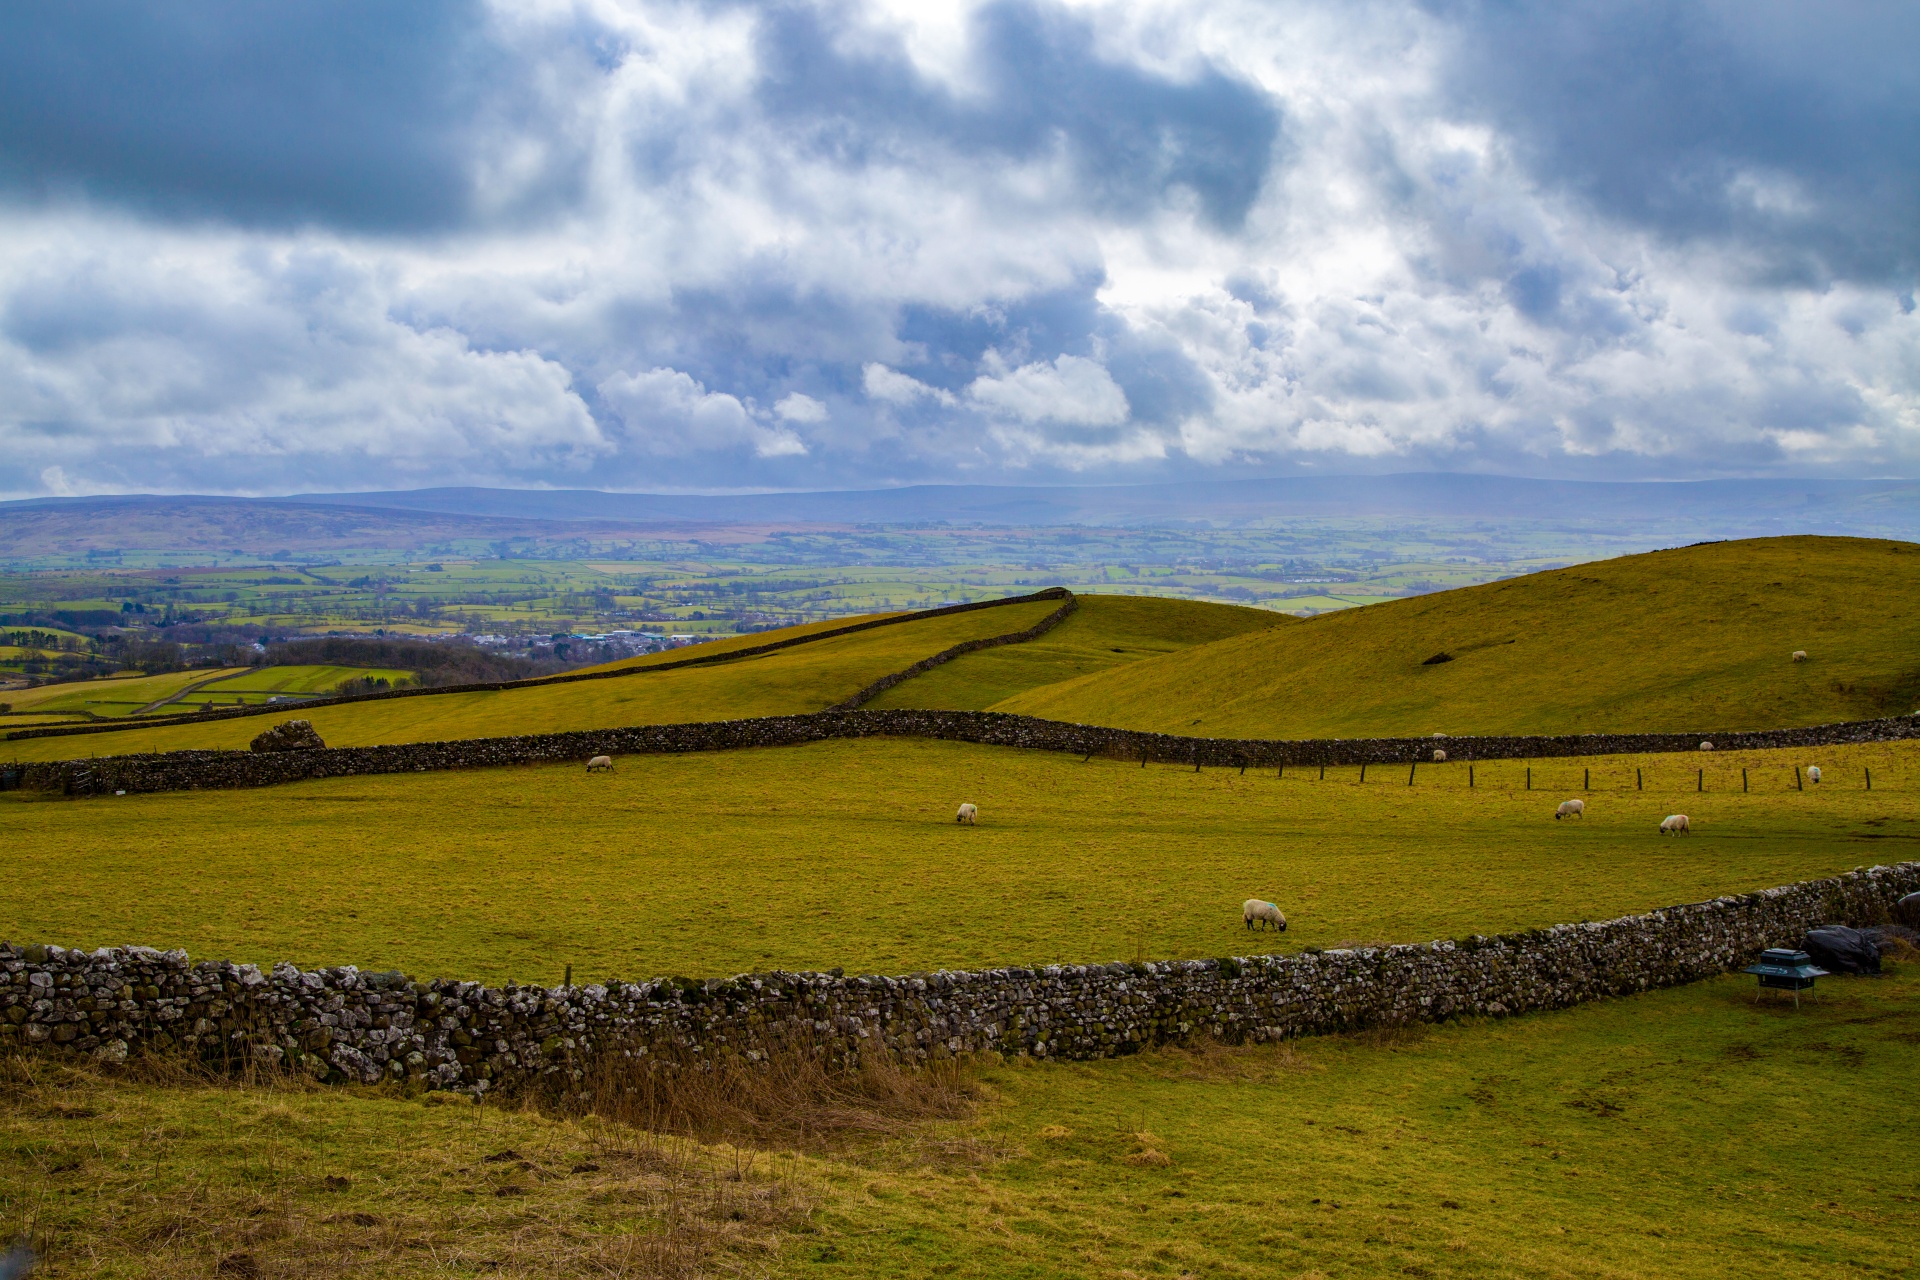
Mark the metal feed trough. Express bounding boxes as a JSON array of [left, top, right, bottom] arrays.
[[1743, 948, 1829, 1006]]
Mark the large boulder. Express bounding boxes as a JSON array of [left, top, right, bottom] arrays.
[[250, 719, 326, 753], [1802, 925, 1881, 976]]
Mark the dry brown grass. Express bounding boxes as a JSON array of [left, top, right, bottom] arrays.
[[0, 1051, 818, 1278], [559, 1041, 982, 1155]]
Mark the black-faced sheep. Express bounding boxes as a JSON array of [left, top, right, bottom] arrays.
[[586, 755, 614, 773], [1243, 899, 1287, 931], [1660, 814, 1690, 835], [1555, 798, 1585, 819], [956, 802, 978, 825]]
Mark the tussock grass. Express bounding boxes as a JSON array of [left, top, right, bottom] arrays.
[[996, 535, 1920, 736], [0, 1050, 815, 1279], [4, 736, 1915, 984], [565, 1042, 981, 1153]]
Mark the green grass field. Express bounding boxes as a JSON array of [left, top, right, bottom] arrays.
[[200, 665, 416, 696], [866, 594, 1280, 711], [1, 599, 1061, 760], [997, 536, 1920, 737], [5, 539, 1917, 1280], [5, 963, 1912, 1278], [5, 736, 1913, 985], [6, 667, 250, 718]]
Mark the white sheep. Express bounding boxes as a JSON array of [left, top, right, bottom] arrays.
[[586, 755, 614, 773], [956, 802, 978, 825], [1243, 899, 1287, 932], [1555, 798, 1585, 820], [1432, 748, 1447, 762], [1807, 765, 1822, 784], [1792, 650, 1808, 662], [1660, 814, 1690, 835], [1699, 741, 1714, 751]]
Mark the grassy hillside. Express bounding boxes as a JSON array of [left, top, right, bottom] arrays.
[[864, 593, 1281, 711], [6, 667, 250, 718], [997, 536, 1920, 737], [9, 964, 1913, 1278], [0, 599, 1062, 760], [5, 736, 1911, 983]]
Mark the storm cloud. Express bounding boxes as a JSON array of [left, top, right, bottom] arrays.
[[0, 0, 1914, 497]]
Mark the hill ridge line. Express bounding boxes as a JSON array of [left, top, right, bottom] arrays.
[[1, 587, 1073, 744], [10, 706, 1918, 797]]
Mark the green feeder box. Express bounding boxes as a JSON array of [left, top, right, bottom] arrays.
[[1743, 949, 1829, 1006]]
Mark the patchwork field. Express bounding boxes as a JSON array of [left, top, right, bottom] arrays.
[[1, 598, 1062, 760], [5, 667, 249, 718], [4, 736, 1914, 985], [998, 536, 1920, 737]]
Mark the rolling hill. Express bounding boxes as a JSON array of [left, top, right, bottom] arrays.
[[864, 593, 1282, 711], [993, 536, 1920, 737], [1, 596, 1064, 760]]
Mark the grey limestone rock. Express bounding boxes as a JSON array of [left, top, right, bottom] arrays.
[[250, 720, 326, 752]]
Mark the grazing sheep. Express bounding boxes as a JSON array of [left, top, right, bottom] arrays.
[[1432, 748, 1447, 762], [1792, 650, 1808, 662], [1699, 741, 1714, 751], [1807, 765, 1822, 784], [1660, 814, 1690, 835], [1555, 798, 1585, 820], [1243, 899, 1287, 931], [956, 802, 978, 825], [586, 755, 614, 773]]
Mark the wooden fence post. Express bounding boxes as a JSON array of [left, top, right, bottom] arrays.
[[1698, 768, 1703, 792], [1583, 767, 1589, 791], [1637, 767, 1642, 791], [1408, 762, 1416, 785], [1360, 762, 1367, 783], [1742, 768, 1748, 792], [1525, 766, 1530, 791], [1469, 764, 1474, 788]]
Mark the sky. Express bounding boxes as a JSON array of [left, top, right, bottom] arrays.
[[1, 0, 1917, 498]]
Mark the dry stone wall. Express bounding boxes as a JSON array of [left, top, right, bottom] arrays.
[[4, 863, 1914, 1096], [2, 587, 1074, 747], [15, 706, 1920, 797]]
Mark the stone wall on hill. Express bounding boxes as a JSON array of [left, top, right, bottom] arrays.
[[13, 706, 1920, 797], [2, 587, 1075, 747], [3, 863, 1914, 1096]]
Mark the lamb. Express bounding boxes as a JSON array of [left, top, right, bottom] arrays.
[[1432, 748, 1447, 762], [956, 802, 978, 825], [1660, 814, 1690, 835], [1555, 799, 1585, 820], [585, 755, 614, 773], [1792, 650, 1808, 662], [1243, 899, 1287, 931], [1807, 765, 1822, 784]]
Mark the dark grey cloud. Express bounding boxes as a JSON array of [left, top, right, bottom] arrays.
[[1431, 0, 1920, 283], [1, 0, 1916, 498], [0, 0, 586, 230], [754, 0, 1283, 229]]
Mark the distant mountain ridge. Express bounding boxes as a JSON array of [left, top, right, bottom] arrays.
[[3, 475, 1915, 566], [9, 473, 1918, 531], [285, 475, 1920, 529]]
